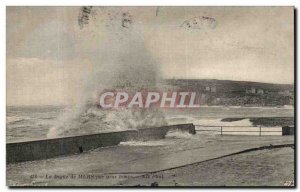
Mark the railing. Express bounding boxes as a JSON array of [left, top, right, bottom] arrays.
[[194, 125, 282, 136]]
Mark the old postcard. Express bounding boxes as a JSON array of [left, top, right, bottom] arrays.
[[6, 6, 295, 187]]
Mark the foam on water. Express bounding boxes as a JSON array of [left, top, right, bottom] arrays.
[[6, 116, 29, 124], [165, 129, 194, 139], [194, 118, 253, 127], [119, 140, 168, 146]]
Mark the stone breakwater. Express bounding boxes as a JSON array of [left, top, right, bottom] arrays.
[[7, 124, 195, 164]]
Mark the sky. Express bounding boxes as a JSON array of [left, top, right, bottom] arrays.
[[7, 7, 294, 106]]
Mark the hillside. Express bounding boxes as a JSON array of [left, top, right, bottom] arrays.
[[165, 79, 294, 107]]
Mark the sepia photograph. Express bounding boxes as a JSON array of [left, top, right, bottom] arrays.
[[6, 6, 295, 187]]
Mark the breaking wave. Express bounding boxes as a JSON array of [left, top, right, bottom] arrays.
[[119, 140, 167, 146], [47, 7, 167, 138], [165, 129, 194, 139], [7, 116, 29, 124]]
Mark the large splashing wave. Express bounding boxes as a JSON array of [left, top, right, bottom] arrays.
[[47, 7, 167, 138]]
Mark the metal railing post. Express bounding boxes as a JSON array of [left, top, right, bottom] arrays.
[[259, 126, 261, 136], [221, 126, 223, 136]]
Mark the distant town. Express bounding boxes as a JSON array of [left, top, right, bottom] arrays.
[[165, 79, 294, 107]]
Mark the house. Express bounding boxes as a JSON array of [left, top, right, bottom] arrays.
[[205, 85, 217, 93], [278, 90, 292, 96], [257, 89, 264, 94], [211, 86, 217, 93]]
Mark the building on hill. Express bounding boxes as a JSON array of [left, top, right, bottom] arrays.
[[278, 90, 292, 96], [211, 86, 217, 93], [246, 87, 257, 94], [257, 88, 264, 94], [205, 86, 210, 91], [205, 85, 217, 93]]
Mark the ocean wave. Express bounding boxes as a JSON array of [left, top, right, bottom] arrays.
[[119, 140, 167, 146], [165, 129, 194, 139], [6, 116, 30, 124]]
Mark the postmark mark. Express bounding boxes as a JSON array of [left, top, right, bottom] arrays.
[[78, 6, 93, 29], [121, 12, 133, 28], [181, 16, 217, 30]]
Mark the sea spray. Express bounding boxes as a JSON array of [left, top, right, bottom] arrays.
[[165, 129, 194, 139], [47, 7, 167, 138]]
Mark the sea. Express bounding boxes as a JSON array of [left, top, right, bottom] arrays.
[[6, 105, 295, 186], [6, 105, 294, 143]]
